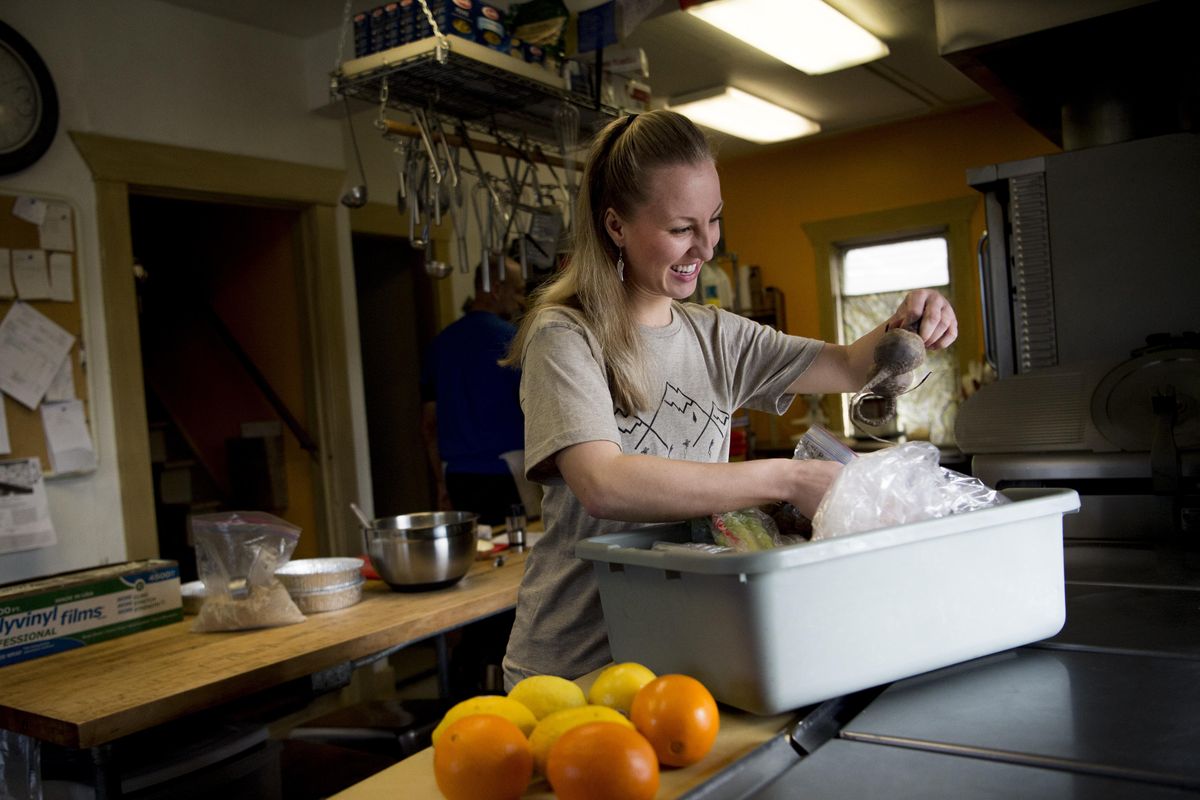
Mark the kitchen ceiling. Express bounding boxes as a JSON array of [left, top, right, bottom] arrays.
[[158, 0, 990, 156]]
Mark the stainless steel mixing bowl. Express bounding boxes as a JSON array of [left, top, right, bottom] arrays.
[[363, 510, 478, 591]]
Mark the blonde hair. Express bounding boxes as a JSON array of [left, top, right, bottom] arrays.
[[503, 110, 714, 412]]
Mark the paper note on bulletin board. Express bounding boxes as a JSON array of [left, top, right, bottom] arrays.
[[0, 191, 94, 478]]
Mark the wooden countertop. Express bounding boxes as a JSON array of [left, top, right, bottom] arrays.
[[0, 548, 529, 749], [333, 668, 798, 800]]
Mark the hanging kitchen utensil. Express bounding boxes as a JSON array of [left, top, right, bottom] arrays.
[[498, 136, 537, 247], [534, 143, 569, 209], [524, 204, 563, 272], [412, 107, 442, 186], [430, 114, 459, 189], [554, 100, 580, 230], [471, 179, 494, 293], [448, 148, 471, 275], [457, 120, 502, 213], [424, 231, 452, 279], [392, 137, 411, 215], [410, 149, 428, 249], [340, 95, 369, 208]]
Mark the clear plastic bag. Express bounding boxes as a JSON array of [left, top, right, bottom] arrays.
[[811, 441, 1007, 540], [793, 423, 857, 465], [690, 507, 784, 552], [191, 511, 306, 632], [765, 424, 860, 539]]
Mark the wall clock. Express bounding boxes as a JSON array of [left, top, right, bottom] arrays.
[[0, 21, 59, 175]]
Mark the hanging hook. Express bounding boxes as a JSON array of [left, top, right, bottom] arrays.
[[374, 78, 391, 132]]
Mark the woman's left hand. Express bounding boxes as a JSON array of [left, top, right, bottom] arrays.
[[885, 289, 958, 350]]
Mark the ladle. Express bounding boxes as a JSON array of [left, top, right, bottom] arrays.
[[425, 260, 453, 279], [340, 96, 369, 208]]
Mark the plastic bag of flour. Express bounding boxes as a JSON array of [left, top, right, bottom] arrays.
[[191, 511, 306, 632]]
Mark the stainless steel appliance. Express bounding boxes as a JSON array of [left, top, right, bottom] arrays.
[[955, 134, 1200, 541]]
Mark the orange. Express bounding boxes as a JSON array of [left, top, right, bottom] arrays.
[[630, 673, 720, 767], [545, 721, 659, 800], [432, 714, 533, 800]]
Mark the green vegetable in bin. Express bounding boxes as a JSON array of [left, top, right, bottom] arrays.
[[691, 508, 782, 552]]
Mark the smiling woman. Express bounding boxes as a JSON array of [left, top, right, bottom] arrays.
[[602, 159, 724, 323], [498, 109, 960, 687]]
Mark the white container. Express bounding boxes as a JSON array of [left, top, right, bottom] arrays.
[[576, 488, 1080, 715]]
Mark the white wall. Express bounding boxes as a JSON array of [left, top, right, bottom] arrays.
[[0, 0, 367, 583], [0, 0, 563, 582]]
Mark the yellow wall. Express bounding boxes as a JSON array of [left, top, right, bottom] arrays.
[[716, 101, 1059, 448], [719, 101, 1058, 340]]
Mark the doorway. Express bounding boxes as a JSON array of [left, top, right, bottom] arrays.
[[71, 131, 356, 559], [353, 232, 438, 517], [129, 195, 321, 573]]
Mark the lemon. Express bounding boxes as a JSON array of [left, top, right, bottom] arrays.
[[587, 662, 657, 716], [529, 704, 634, 774], [431, 695, 538, 746], [508, 675, 587, 720]]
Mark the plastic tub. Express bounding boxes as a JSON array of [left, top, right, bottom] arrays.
[[577, 488, 1080, 715]]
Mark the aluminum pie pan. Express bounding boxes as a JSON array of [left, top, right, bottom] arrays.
[[275, 558, 365, 593], [287, 578, 365, 614]]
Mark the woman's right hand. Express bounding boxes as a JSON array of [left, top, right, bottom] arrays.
[[785, 458, 843, 519]]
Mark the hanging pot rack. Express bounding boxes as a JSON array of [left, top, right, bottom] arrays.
[[379, 119, 583, 171], [331, 33, 616, 147]]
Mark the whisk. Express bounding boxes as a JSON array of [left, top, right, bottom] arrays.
[[554, 101, 580, 231]]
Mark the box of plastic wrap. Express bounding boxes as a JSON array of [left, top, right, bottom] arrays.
[[0, 560, 182, 667]]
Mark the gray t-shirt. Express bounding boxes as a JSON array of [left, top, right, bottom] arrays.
[[502, 302, 823, 685]]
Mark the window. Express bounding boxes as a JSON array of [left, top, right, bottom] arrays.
[[841, 237, 949, 295], [837, 234, 956, 443]]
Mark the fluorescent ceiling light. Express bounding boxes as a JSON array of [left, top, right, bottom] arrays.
[[669, 86, 820, 143], [687, 0, 889, 75]]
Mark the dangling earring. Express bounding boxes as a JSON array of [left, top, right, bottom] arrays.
[[617, 248, 625, 282]]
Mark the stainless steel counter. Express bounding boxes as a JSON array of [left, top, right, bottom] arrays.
[[756, 738, 1200, 799], [838, 648, 1200, 789], [751, 541, 1200, 798]]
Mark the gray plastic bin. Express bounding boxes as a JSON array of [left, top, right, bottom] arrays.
[[577, 488, 1080, 714]]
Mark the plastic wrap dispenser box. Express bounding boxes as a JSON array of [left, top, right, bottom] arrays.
[[0, 560, 182, 667], [577, 488, 1080, 715]]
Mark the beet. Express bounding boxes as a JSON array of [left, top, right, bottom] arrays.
[[850, 328, 927, 430]]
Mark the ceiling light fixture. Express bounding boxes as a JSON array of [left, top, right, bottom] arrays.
[[668, 86, 821, 143], [686, 0, 889, 75]]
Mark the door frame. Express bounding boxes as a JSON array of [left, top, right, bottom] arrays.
[[71, 131, 356, 558]]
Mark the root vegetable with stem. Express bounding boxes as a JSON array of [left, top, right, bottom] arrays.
[[849, 327, 928, 429]]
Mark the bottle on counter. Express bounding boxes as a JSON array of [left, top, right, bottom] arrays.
[[506, 503, 527, 549]]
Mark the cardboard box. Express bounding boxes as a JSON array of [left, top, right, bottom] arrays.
[[0, 560, 182, 667]]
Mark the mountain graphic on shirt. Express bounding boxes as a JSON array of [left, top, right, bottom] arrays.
[[616, 382, 730, 459]]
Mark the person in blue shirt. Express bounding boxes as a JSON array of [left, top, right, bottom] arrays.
[[419, 253, 527, 696], [420, 255, 526, 526]]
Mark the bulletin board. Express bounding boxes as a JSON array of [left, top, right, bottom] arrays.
[[0, 190, 93, 478]]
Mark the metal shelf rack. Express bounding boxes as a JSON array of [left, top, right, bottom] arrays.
[[331, 35, 618, 145]]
